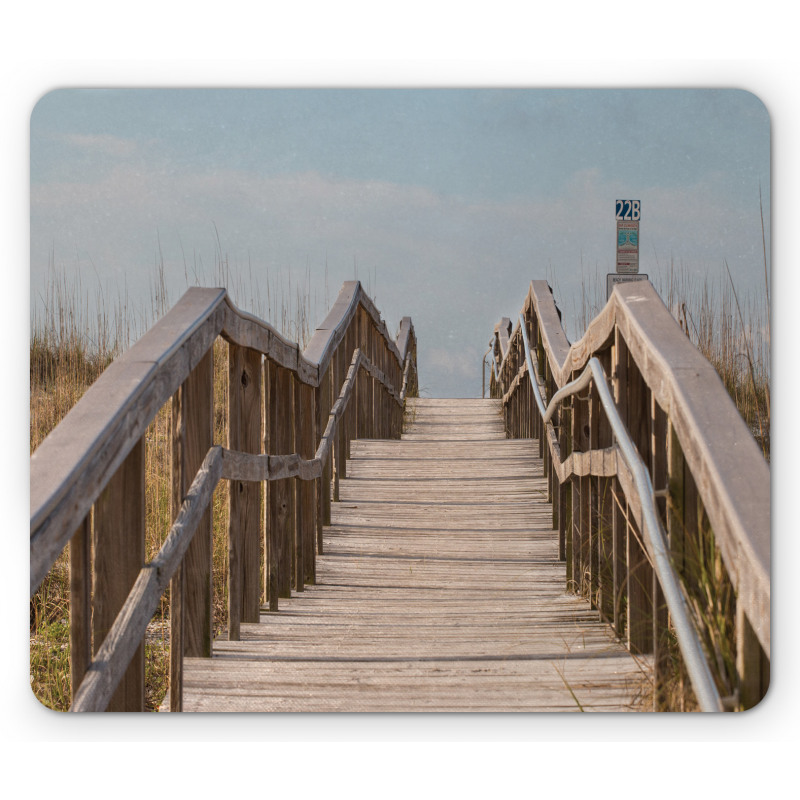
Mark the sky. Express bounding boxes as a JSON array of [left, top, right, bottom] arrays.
[[30, 88, 770, 397]]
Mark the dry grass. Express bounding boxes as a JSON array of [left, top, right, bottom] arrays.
[[562, 259, 770, 460], [29, 255, 325, 711]]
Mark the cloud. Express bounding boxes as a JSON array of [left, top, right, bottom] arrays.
[[62, 133, 140, 158]]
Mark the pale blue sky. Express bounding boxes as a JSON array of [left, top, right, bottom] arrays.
[[30, 88, 770, 396]]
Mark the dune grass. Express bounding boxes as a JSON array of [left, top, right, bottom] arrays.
[[29, 254, 325, 710]]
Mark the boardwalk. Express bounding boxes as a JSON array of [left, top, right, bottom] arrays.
[[169, 398, 649, 712]]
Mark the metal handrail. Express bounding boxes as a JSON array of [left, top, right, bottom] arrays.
[[517, 314, 723, 712]]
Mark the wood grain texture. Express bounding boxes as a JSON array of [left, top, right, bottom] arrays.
[[92, 438, 145, 711], [166, 398, 649, 712], [228, 344, 263, 639], [31, 288, 226, 595], [525, 280, 769, 656]]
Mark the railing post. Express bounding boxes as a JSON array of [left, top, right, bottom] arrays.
[[69, 514, 92, 704], [357, 309, 368, 439], [170, 348, 214, 711], [318, 364, 332, 542], [560, 376, 571, 568], [596, 346, 614, 621], [571, 370, 590, 597], [93, 437, 145, 711], [651, 395, 670, 708], [333, 344, 343, 501], [228, 344, 263, 640], [289, 375, 313, 591], [625, 353, 654, 655], [736, 606, 769, 709], [612, 328, 629, 637], [265, 359, 295, 604]]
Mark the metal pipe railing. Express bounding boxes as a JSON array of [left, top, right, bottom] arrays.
[[517, 314, 723, 712]]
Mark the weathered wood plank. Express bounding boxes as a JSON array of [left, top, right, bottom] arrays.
[[92, 437, 145, 711], [228, 344, 263, 640], [170, 399, 649, 712], [69, 515, 92, 702]]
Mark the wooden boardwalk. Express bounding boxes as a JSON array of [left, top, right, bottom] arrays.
[[169, 398, 650, 712]]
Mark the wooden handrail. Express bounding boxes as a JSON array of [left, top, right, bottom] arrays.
[[30, 281, 414, 596], [491, 278, 769, 710], [30, 280, 417, 711], [69, 346, 398, 712]]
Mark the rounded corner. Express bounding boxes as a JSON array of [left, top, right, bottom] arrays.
[[30, 87, 67, 127], [730, 87, 771, 130], [29, 682, 69, 714]]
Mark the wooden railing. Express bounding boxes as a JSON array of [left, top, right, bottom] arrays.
[[489, 280, 769, 711], [30, 280, 418, 711]]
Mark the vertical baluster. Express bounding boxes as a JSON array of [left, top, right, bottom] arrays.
[[559, 375, 571, 568], [626, 354, 653, 655], [333, 345, 342, 502], [298, 381, 316, 584], [596, 347, 614, 622], [265, 359, 295, 605], [651, 396, 669, 707], [94, 437, 145, 711], [69, 514, 92, 704], [612, 329, 629, 638], [737, 607, 769, 710], [228, 344, 262, 640], [170, 348, 214, 711], [316, 364, 332, 553]]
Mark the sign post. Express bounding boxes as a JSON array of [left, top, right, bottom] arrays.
[[607, 199, 648, 299]]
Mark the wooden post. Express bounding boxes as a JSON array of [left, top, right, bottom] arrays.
[[345, 323, 357, 456], [559, 391, 571, 567], [572, 373, 590, 598], [596, 348, 614, 622], [737, 607, 769, 710], [318, 365, 332, 541], [228, 344, 262, 640], [612, 330, 628, 639], [651, 395, 670, 707], [333, 345, 343, 500], [292, 377, 315, 590], [170, 348, 214, 710], [69, 514, 92, 703], [266, 360, 295, 601], [625, 355, 653, 654], [612, 481, 627, 638], [93, 437, 145, 711], [299, 382, 317, 584]]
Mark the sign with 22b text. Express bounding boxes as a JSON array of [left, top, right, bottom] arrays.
[[615, 199, 640, 274]]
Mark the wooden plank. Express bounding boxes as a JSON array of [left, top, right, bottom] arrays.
[[175, 350, 214, 660], [93, 437, 145, 711], [228, 344, 263, 640], [318, 365, 332, 538], [266, 360, 296, 602], [170, 349, 214, 711], [69, 515, 92, 702], [298, 382, 317, 585], [625, 350, 653, 655], [170, 399, 649, 712]]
